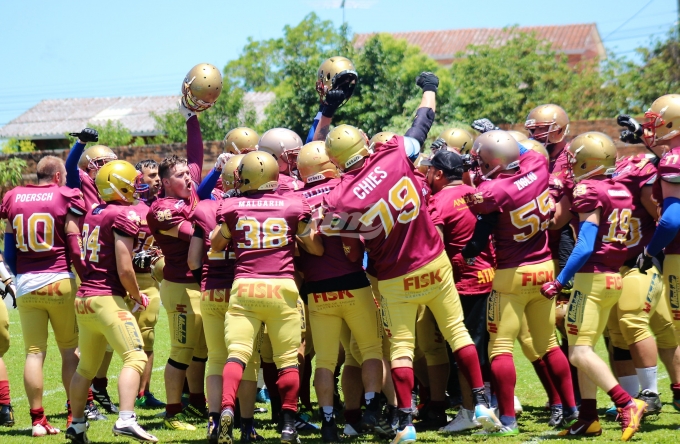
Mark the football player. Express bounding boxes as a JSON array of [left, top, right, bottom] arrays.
[[0, 254, 14, 427], [541, 132, 646, 440], [462, 131, 575, 436], [127, 159, 166, 409], [422, 149, 496, 433], [65, 160, 156, 443], [633, 94, 680, 411], [209, 151, 323, 443], [321, 72, 496, 444], [1, 156, 86, 436], [295, 141, 383, 442], [258, 128, 305, 191]]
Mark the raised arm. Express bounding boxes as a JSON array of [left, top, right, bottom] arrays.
[[65, 128, 99, 189]]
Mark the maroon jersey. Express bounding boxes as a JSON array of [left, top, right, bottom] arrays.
[[571, 179, 633, 273], [613, 154, 658, 260], [550, 147, 574, 198], [469, 150, 553, 269], [217, 189, 312, 279], [655, 147, 680, 254], [295, 177, 364, 282], [131, 202, 157, 274], [79, 169, 103, 210], [0, 184, 86, 275], [278, 173, 304, 193], [428, 184, 495, 295], [190, 199, 235, 291], [77, 203, 141, 297], [547, 175, 567, 261], [322, 136, 443, 280], [147, 196, 197, 283]]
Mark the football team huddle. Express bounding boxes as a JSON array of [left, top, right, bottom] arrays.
[[0, 57, 679, 444]]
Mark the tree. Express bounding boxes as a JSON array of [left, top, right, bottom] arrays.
[[64, 119, 138, 148], [0, 157, 27, 194], [1, 138, 36, 154]]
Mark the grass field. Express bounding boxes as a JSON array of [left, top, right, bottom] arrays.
[[1, 303, 679, 443]]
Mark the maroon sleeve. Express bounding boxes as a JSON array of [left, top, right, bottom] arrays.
[[428, 195, 444, 226], [466, 187, 500, 215], [61, 187, 87, 216], [298, 199, 312, 224], [113, 208, 141, 238], [149, 201, 188, 232], [186, 116, 204, 185], [571, 183, 601, 214]]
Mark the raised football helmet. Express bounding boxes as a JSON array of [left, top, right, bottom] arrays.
[[567, 132, 617, 183], [95, 160, 144, 204], [438, 128, 475, 154], [507, 130, 529, 142], [471, 130, 520, 180], [316, 56, 358, 104], [524, 104, 570, 144], [235, 151, 279, 193], [78, 145, 117, 172], [325, 124, 370, 171], [297, 141, 339, 183], [221, 154, 246, 191], [258, 128, 303, 171], [521, 139, 549, 161], [368, 131, 396, 152], [181, 63, 223, 112], [223, 127, 259, 154], [643, 94, 680, 147]]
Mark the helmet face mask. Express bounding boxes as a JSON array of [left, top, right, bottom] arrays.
[[471, 130, 520, 180], [524, 104, 570, 145], [221, 154, 245, 191], [79, 145, 118, 174], [134, 172, 151, 202], [258, 128, 303, 175], [181, 63, 223, 112], [316, 56, 358, 103]]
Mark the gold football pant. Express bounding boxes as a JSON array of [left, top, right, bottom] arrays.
[[74, 296, 147, 380], [414, 305, 449, 366], [663, 254, 680, 333], [487, 261, 556, 360], [517, 313, 560, 362], [131, 273, 160, 352], [201, 288, 260, 380], [160, 280, 207, 365], [226, 278, 301, 369], [309, 286, 382, 371], [17, 278, 78, 354], [567, 272, 623, 347], [0, 299, 8, 357], [378, 251, 473, 362]]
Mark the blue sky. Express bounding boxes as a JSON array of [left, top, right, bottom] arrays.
[[0, 0, 675, 128]]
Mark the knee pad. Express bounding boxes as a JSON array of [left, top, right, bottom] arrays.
[[613, 346, 632, 361], [168, 358, 189, 371], [122, 350, 148, 376]]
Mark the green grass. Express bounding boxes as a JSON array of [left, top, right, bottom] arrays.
[[1, 304, 679, 443]]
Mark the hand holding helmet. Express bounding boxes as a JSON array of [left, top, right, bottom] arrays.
[[321, 89, 346, 118], [617, 115, 644, 144]]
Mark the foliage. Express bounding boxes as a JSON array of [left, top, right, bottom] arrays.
[[1, 138, 36, 153], [64, 119, 133, 148], [0, 157, 27, 196]]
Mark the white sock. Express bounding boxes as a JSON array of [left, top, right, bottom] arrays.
[[118, 411, 134, 422], [321, 406, 334, 422], [619, 375, 640, 397], [365, 392, 376, 402], [636, 366, 658, 394]]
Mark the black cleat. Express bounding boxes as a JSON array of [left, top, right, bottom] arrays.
[[90, 385, 118, 414], [281, 409, 301, 443], [85, 400, 107, 421], [0, 404, 14, 427], [218, 408, 234, 444], [65, 421, 90, 444]]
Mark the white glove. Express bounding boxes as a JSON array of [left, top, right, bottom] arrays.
[[178, 98, 196, 121], [215, 153, 234, 171], [131, 293, 149, 313]]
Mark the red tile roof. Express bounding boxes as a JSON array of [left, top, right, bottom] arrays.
[[354, 23, 605, 63]]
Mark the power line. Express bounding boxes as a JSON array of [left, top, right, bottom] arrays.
[[602, 0, 657, 41]]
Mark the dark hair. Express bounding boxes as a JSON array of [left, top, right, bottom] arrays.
[[36, 156, 65, 182], [159, 155, 187, 179], [135, 159, 158, 171], [445, 167, 464, 182]]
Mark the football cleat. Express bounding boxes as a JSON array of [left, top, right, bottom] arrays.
[[32, 416, 61, 436], [135, 392, 166, 409], [164, 412, 197, 431], [548, 404, 563, 427], [637, 390, 662, 415], [85, 400, 107, 421], [514, 396, 523, 416], [207, 416, 219, 444], [673, 397, 680, 412], [605, 404, 618, 418], [320, 418, 341, 443], [256, 388, 270, 404], [65, 421, 89, 443], [218, 408, 234, 444], [558, 418, 602, 437], [413, 407, 447, 430], [294, 412, 319, 432], [439, 408, 480, 433], [240, 424, 264, 442], [0, 404, 15, 427], [474, 404, 502, 432], [619, 398, 646, 441], [473, 420, 519, 437], [391, 425, 416, 444], [90, 385, 118, 414], [112, 416, 158, 442], [281, 410, 301, 444], [375, 405, 397, 439], [561, 409, 579, 428]]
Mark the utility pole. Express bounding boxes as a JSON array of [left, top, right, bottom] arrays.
[[341, 0, 346, 27]]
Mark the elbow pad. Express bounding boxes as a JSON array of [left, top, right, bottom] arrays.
[[403, 137, 421, 162], [404, 107, 435, 147]]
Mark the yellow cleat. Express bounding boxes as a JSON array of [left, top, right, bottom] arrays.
[[164, 413, 197, 431], [619, 398, 646, 441], [557, 419, 602, 437]]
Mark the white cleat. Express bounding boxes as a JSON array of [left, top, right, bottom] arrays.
[[439, 408, 481, 433], [514, 396, 523, 416], [474, 404, 502, 432]]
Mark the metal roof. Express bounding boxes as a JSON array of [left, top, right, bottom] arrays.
[[0, 92, 275, 140]]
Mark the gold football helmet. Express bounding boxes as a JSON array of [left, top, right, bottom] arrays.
[[95, 160, 143, 203], [258, 128, 303, 170], [414, 154, 430, 175], [297, 141, 339, 183], [221, 154, 246, 191], [78, 145, 117, 171], [471, 130, 520, 179], [368, 131, 396, 152], [521, 139, 549, 161], [567, 132, 617, 183], [507, 130, 529, 142], [438, 128, 475, 154], [524, 104, 570, 144], [235, 151, 279, 193], [316, 56, 358, 102], [224, 127, 259, 154], [325, 124, 370, 171], [643, 94, 680, 147], [181, 63, 223, 112]]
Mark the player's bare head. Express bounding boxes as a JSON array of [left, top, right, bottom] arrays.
[[36, 155, 66, 186], [471, 130, 520, 180], [159, 155, 191, 199], [524, 104, 570, 148], [136, 159, 161, 198]]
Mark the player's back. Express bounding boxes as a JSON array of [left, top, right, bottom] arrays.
[[78, 203, 141, 297], [322, 135, 442, 280], [191, 199, 235, 291], [219, 189, 311, 280], [0, 183, 85, 274], [651, 147, 680, 254]]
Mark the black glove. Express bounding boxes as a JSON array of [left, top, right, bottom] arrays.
[[133, 250, 154, 270], [471, 118, 499, 134], [0, 279, 16, 309], [321, 89, 346, 118], [430, 138, 447, 153], [416, 72, 439, 93], [617, 115, 644, 144], [636, 250, 654, 274], [69, 128, 99, 143]]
